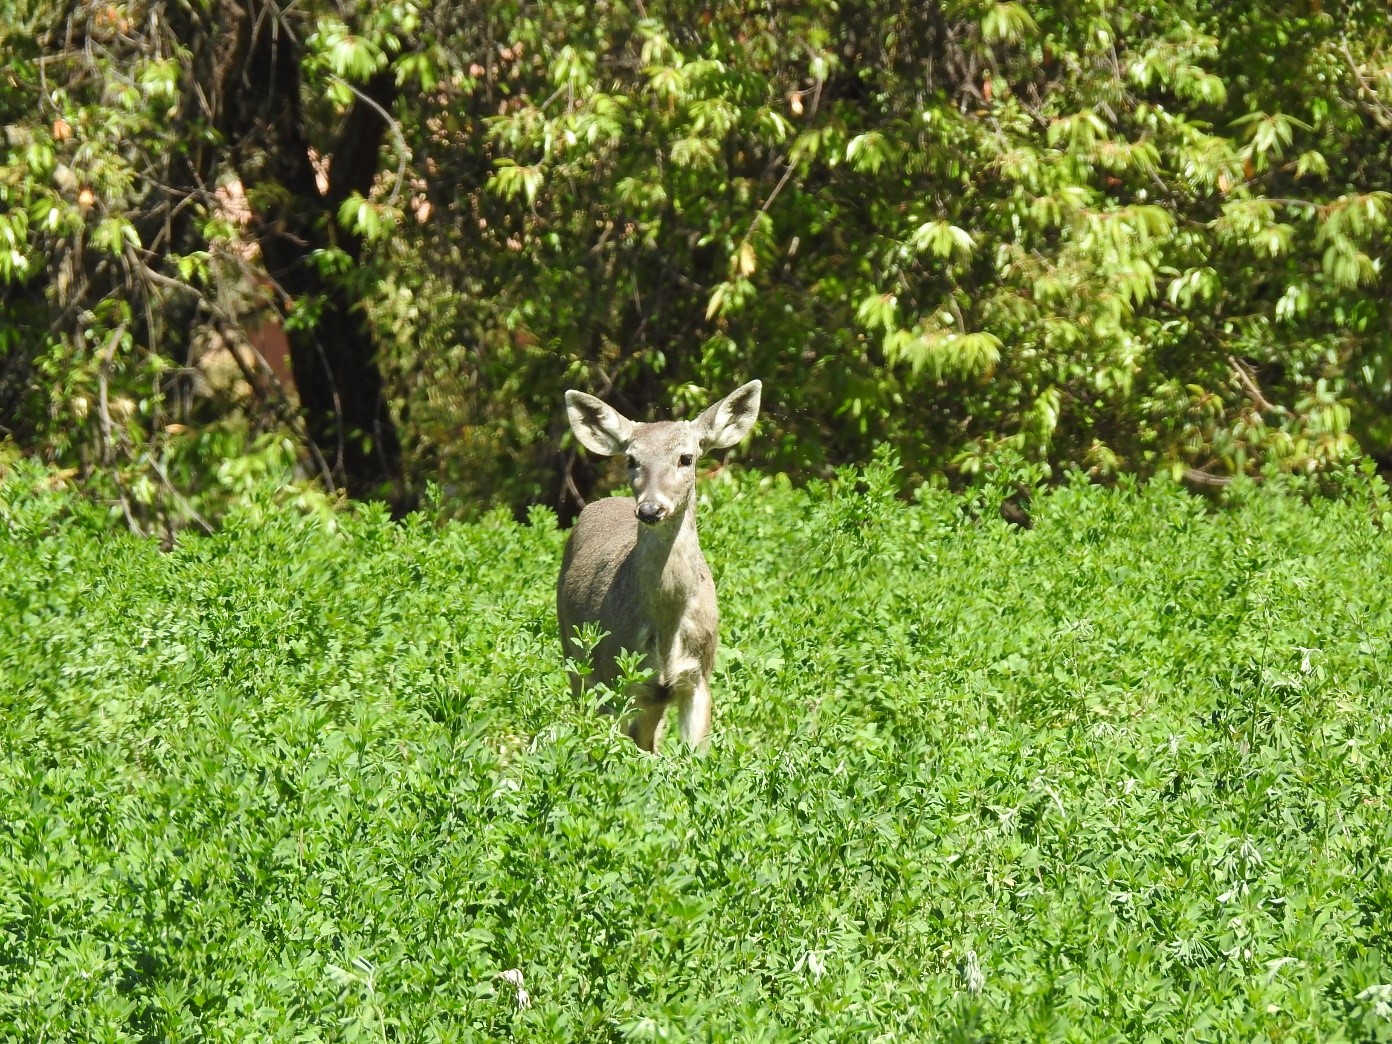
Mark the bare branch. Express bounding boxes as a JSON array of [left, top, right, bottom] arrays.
[[147, 453, 215, 535], [1340, 38, 1392, 131], [1227, 355, 1289, 416], [1183, 466, 1233, 489], [123, 247, 338, 494], [735, 160, 797, 260], [96, 323, 129, 467]]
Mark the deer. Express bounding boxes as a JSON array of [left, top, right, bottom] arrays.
[[556, 381, 762, 753]]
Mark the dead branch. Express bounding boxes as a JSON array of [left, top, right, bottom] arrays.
[[1227, 355, 1288, 415], [1340, 38, 1392, 131], [147, 453, 215, 535], [329, 73, 410, 206], [1183, 466, 1234, 489], [96, 322, 129, 467]]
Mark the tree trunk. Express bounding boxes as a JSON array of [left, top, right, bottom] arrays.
[[221, 0, 408, 509]]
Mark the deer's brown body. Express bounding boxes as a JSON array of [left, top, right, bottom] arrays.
[[557, 384, 762, 751]]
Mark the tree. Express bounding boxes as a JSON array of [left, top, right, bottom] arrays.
[[0, 0, 420, 529], [454, 0, 1390, 502], [3, 0, 1391, 528]]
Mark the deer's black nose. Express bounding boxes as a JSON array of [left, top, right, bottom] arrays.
[[636, 503, 667, 525]]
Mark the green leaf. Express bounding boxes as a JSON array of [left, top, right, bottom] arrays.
[[909, 221, 974, 259], [845, 132, 891, 174], [981, 2, 1038, 44], [137, 59, 180, 101], [487, 161, 545, 204], [855, 293, 898, 333], [325, 32, 384, 79], [669, 137, 718, 169], [90, 216, 139, 256]]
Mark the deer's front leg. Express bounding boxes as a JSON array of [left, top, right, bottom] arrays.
[[676, 677, 712, 749], [626, 700, 667, 752], [626, 676, 674, 753]]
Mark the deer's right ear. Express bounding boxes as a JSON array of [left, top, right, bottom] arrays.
[[565, 390, 634, 456]]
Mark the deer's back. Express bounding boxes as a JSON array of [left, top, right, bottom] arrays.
[[557, 496, 641, 633]]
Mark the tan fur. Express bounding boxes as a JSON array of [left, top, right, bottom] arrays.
[[557, 382, 761, 752]]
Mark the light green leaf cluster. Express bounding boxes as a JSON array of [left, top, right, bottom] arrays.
[[337, 191, 398, 240], [908, 221, 976, 260], [487, 162, 545, 205], [314, 19, 389, 80], [981, 2, 1039, 44]]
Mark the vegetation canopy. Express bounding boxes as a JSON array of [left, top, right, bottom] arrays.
[[2, 1, 1391, 526]]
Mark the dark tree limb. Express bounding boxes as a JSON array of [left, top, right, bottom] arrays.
[[220, 0, 409, 509]]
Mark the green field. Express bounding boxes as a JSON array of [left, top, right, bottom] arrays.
[[3, 462, 1392, 1041]]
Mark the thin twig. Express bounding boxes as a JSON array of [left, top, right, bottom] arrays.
[[114, 488, 148, 537], [562, 450, 585, 510], [147, 453, 215, 534], [96, 323, 129, 466], [735, 160, 796, 258], [308, 330, 347, 483], [125, 248, 337, 494], [1340, 38, 1392, 131], [1183, 466, 1233, 488], [94, 322, 148, 537]]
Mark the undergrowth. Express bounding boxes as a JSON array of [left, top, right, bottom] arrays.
[[2, 460, 1391, 1041]]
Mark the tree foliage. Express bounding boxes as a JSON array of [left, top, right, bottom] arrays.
[[2, 0, 1391, 523]]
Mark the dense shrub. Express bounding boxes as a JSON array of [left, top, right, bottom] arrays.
[[3, 1, 1392, 523]]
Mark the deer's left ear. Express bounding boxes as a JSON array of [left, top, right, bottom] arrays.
[[695, 380, 762, 453]]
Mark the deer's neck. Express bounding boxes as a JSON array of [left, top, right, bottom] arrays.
[[632, 500, 702, 590]]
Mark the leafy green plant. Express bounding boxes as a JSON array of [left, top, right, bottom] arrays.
[[3, 459, 1392, 1040]]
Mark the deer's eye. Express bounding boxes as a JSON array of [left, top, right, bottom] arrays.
[[678, 453, 694, 468], [626, 455, 638, 470]]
